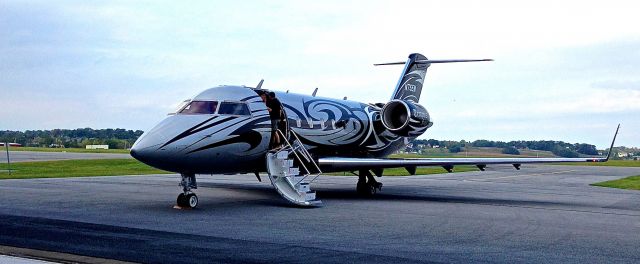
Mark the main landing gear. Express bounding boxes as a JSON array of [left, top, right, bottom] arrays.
[[177, 173, 198, 208], [356, 169, 383, 197]]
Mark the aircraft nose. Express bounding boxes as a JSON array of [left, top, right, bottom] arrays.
[[129, 131, 160, 164], [130, 143, 150, 163], [129, 146, 142, 161]]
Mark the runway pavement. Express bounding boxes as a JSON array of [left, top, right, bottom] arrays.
[[0, 151, 132, 162], [0, 164, 639, 263]]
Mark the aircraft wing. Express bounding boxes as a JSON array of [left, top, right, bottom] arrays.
[[318, 125, 620, 173], [318, 156, 607, 173]]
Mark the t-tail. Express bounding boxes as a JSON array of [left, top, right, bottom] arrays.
[[375, 53, 493, 103], [375, 53, 492, 137]]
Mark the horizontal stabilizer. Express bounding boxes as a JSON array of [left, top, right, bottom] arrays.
[[374, 59, 493, 66]]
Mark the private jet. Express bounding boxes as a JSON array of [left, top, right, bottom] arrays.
[[130, 53, 618, 208]]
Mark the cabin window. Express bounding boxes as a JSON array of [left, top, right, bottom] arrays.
[[218, 102, 251, 116], [179, 101, 218, 114]]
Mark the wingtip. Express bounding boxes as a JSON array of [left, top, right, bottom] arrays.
[[605, 124, 621, 161], [373, 62, 406, 66]]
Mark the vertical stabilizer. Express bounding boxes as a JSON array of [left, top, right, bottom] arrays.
[[390, 53, 430, 103]]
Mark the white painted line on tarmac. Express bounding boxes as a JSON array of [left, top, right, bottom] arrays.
[[0, 255, 57, 264]]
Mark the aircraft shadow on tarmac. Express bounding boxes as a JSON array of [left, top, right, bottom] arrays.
[[198, 182, 576, 209]]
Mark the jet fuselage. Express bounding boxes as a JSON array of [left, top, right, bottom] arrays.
[[130, 85, 407, 174]]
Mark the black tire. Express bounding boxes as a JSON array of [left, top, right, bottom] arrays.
[[356, 181, 374, 197], [369, 184, 377, 195], [177, 193, 187, 207], [371, 181, 383, 191]]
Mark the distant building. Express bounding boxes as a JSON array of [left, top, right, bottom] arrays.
[[0, 143, 22, 147], [86, 145, 109, 150]]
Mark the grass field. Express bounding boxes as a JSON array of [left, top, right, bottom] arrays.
[[329, 165, 477, 176], [591, 175, 640, 190], [391, 153, 517, 158], [556, 160, 640, 167], [435, 147, 557, 157], [0, 159, 170, 179], [0, 157, 477, 179], [5, 147, 130, 154], [390, 147, 557, 159], [2, 149, 634, 180]]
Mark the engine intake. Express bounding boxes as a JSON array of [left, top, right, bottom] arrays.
[[381, 100, 432, 137]]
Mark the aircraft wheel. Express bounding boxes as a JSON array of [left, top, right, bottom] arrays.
[[177, 193, 188, 207], [186, 193, 198, 208], [356, 181, 374, 197], [368, 184, 377, 195]]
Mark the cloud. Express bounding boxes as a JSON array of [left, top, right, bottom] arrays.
[[592, 80, 640, 90], [444, 87, 640, 120]]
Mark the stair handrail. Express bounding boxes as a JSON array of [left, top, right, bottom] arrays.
[[274, 129, 312, 182], [286, 130, 323, 185], [289, 130, 323, 176]]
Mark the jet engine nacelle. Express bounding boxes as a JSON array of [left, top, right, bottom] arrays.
[[381, 100, 433, 137]]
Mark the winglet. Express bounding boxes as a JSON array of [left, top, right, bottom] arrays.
[[256, 79, 264, 89], [605, 124, 620, 161]]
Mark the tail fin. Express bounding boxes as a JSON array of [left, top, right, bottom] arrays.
[[375, 53, 492, 103]]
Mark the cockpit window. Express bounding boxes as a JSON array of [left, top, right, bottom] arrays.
[[179, 101, 218, 114], [169, 99, 191, 115], [218, 102, 250, 116]]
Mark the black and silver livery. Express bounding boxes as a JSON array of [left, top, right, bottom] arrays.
[[130, 53, 618, 208]]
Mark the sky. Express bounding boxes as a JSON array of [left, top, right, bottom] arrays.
[[1, 0, 638, 148]]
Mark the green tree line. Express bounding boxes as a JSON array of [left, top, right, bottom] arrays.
[[0, 128, 606, 157], [0, 128, 144, 149], [411, 139, 600, 158]]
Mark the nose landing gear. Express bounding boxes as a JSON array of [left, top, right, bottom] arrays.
[[176, 173, 198, 208], [177, 192, 198, 208]]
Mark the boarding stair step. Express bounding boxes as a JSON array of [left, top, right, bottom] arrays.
[[265, 129, 323, 207]]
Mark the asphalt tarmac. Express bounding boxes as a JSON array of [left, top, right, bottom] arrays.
[[0, 165, 639, 263], [0, 151, 132, 162]]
